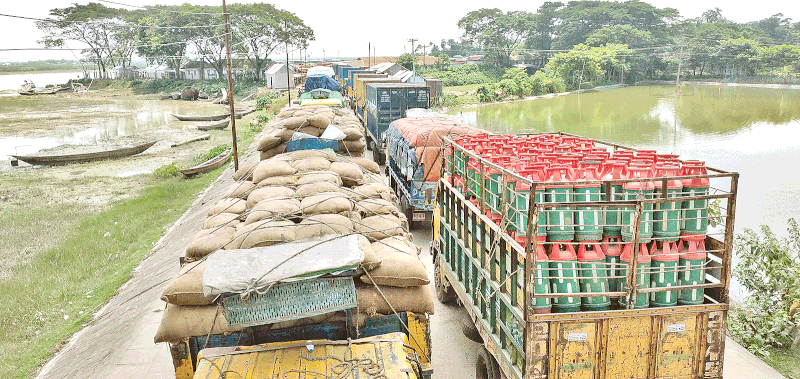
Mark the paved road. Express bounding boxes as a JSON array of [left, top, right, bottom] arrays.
[[35, 149, 785, 379]]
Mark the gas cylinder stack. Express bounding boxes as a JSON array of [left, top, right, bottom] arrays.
[[443, 132, 733, 314]]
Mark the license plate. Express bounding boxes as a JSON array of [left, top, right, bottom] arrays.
[[413, 213, 426, 221]]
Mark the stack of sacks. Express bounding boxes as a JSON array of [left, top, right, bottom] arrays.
[[255, 105, 367, 160], [155, 150, 433, 344], [386, 118, 482, 182]]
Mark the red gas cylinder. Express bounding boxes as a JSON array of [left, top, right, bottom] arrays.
[[538, 141, 556, 152], [657, 153, 680, 163], [558, 156, 581, 168], [554, 143, 573, 154], [574, 146, 592, 156]]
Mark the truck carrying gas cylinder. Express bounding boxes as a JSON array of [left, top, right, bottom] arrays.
[[155, 103, 434, 379], [434, 131, 737, 379]]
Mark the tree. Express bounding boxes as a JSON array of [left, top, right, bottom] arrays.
[[585, 25, 656, 49], [750, 14, 796, 45], [435, 53, 451, 70], [36, 3, 126, 78], [715, 38, 762, 77], [543, 44, 604, 88], [231, 3, 314, 80], [133, 5, 202, 76], [187, 6, 227, 80], [457, 8, 534, 66], [528, 1, 563, 50], [760, 44, 800, 81], [397, 53, 414, 70]]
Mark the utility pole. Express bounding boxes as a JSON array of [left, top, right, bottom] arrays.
[[368, 42, 371, 67], [408, 38, 418, 74], [222, 0, 238, 171], [422, 45, 427, 69], [285, 21, 291, 107], [675, 42, 684, 94]]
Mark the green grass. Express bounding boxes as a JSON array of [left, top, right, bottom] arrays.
[[0, 171, 222, 378], [444, 83, 482, 93], [761, 345, 800, 378]]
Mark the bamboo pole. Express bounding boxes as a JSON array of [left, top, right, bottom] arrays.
[[222, 0, 238, 171]]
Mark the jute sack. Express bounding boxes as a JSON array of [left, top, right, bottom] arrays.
[[257, 175, 298, 187], [330, 162, 363, 182], [357, 215, 405, 240], [277, 109, 295, 118], [372, 236, 420, 257], [246, 186, 295, 209], [275, 128, 295, 142], [346, 157, 380, 174], [359, 249, 429, 287], [292, 157, 331, 172], [252, 160, 297, 183], [223, 181, 256, 199], [307, 114, 331, 129], [339, 139, 366, 152], [161, 261, 215, 306], [296, 125, 323, 137], [154, 304, 240, 343], [352, 183, 393, 201], [297, 171, 342, 186], [282, 116, 308, 130], [185, 226, 235, 258], [229, 220, 296, 249], [257, 131, 282, 151], [358, 235, 381, 271], [300, 192, 353, 215], [341, 127, 364, 141], [295, 182, 341, 197], [355, 284, 435, 315], [260, 146, 285, 161], [287, 149, 336, 161], [203, 212, 239, 229], [295, 214, 355, 239], [356, 198, 397, 217], [233, 162, 256, 181], [245, 198, 301, 225], [209, 198, 246, 216]]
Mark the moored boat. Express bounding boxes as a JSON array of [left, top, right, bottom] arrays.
[[11, 141, 157, 166], [195, 119, 229, 131], [179, 148, 231, 177]]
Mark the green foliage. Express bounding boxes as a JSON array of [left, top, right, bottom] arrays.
[[130, 79, 262, 97], [195, 144, 229, 164], [544, 44, 605, 89], [729, 219, 800, 355], [457, 8, 534, 66], [435, 54, 451, 70], [255, 113, 272, 124], [586, 25, 656, 49], [153, 163, 179, 178], [256, 91, 280, 109], [440, 93, 478, 107], [397, 53, 415, 70], [420, 64, 503, 86]]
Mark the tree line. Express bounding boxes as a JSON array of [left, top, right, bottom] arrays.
[[36, 2, 314, 80], [428, 2, 800, 89]]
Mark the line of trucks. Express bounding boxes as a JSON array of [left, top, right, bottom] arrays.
[[153, 68, 738, 379]]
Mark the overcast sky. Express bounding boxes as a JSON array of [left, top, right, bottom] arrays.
[[2, 0, 798, 62]]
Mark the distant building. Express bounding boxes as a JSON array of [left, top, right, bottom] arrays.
[[110, 65, 139, 79], [369, 62, 404, 76], [181, 61, 220, 80], [139, 64, 175, 79], [264, 63, 296, 89]]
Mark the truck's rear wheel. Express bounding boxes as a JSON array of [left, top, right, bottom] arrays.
[[476, 346, 501, 379], [434, 255, 457, 304]]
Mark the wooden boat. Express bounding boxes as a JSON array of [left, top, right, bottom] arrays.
[[171, 107, 257, 122], [11, 141, 157, 166], [195, 119, 229, 131], [18, 87, 62, 96], [180, 148, 232, 177]]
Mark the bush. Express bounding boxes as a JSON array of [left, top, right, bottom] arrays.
[[195, 144, 229, 164], [153, 163, 180, 179], [256, 92, 280, 109], [421, 64, 504, 87], [728, 219, 800, 356]]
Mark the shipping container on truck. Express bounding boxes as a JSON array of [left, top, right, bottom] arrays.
[[347, 70, 376, 96], [432, 132, 737, 379], [363, 83, 430, 165], [350, 73, 389, 113], [353, 77, 401, 119], [339, 66, 359, 88]]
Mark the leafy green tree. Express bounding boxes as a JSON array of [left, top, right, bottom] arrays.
[[528, 1, 563, 50], [499, 67, 530, 98], [133, 5, 201, 75], [750, 14, 796, 45], [585, 25, 656, 49], [457, 8, 534, 66], [397, 53, 415, 71], [760, 44, 800, 81], [729, 219, 800, 356], [231, 3, 314, 80], [715, 38, 762, 76], [435, 54, 450, 70], [544, 44, 604, 89]]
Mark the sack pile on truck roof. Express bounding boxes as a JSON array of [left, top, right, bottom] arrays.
[[154, 149, 434, 344], [254, 104, 367, 160], [386, 117, 483, 182]]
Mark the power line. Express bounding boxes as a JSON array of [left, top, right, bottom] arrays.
[[95, 0, 224, 16], [0, 12, 226, 29], [0, 32, 232, 52]]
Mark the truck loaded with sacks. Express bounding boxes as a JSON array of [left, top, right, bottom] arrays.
[[155, 104, 433, 379]]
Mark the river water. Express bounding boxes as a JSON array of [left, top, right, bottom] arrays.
[[0, 72, 84, 91]]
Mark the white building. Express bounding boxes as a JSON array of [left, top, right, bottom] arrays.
[[264, 63, 296, 89]]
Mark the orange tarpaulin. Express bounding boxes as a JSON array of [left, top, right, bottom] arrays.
[[391, 118, 484, 181]]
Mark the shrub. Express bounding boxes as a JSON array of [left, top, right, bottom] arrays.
[[195, 144, 230, 164], [256, 91, 280, 109], [153, 163, 180, 179], [421, 64, 503, 86]]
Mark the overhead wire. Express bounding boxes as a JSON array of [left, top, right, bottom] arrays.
[[0, 12, 226, 29]]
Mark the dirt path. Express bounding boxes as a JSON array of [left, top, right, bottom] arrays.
[[34, 149, 259, 379]]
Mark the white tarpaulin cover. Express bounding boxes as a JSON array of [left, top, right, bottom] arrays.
[[202, 235, 365, 296]]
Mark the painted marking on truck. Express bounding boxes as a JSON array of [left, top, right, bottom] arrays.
[[666, 323, 686, 333], [567, 332, 588, 342]]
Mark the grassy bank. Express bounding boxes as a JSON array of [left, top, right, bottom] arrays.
[[762, 346, 800, 378], [67, 78, 269, 97], [0, 170, 222, 378]]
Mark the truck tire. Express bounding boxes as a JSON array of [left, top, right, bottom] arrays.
[[476, 346, 501, 379], [434, 254, 457, 304]]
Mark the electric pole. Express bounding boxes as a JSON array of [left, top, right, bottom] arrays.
[[222, 0, 238, 171], [285, 20, 291, 107], [675, 41, 684, 94], [408, 38, 418, 74]]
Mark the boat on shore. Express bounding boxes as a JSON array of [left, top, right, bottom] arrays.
[[180, 148, 231, 177], [171, 107, 256, 122], [11, 141, 157, 166], [195, 119, 229, 131]]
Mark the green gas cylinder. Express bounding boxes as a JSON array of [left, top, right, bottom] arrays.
[[678, 239, 707, 305], [652, 165, 683, 242], [649, 240, 679, 307], [532, 236, 552, 314], [600, 161, 626, 237], [680, 161, 710, 239], [545, 165, 575, 242], [574, 163, 603, 241], [618, 242, 651, 309], [601, 236, 624, 302], [621, 167, 655, 243], [549, 242, 581, 313], [577, 242, 611, 311]]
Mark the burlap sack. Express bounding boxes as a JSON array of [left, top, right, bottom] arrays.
[[252, 160, 297, 183], [295, 182, 341, 197], [297, 171, 342, 186], [154, 304, 240, 343], [186, 226, 235, 258], [245, 198, 301, 225], [257, 132, 282, 151], [296, 125, 323, 137], [277, 109, 295, 118], [233, 162, 256, 181], [246, 186, 295, 209], [358, 235, 380, 271], [223, 181, 256, 199], [209, 198, 246, 216], [355, 284, 435, 315], [356, 198, 397, 217], [300, 192, 353, 215], [347, 157, 380, 174], [257, 175, 298, 187], [282, 116, 308, 130], [352, 183, 393, 201], [229, 220, 296, 249], [275, 128, 295, 142], [341, 127, 364, 141], [295, 214, 355, 239], [359, 249, 429, 287], [357, 215, 405, 240], [330, 162, 363, 182], [339, 139, 366, 152], [287, 149, 336, 161], [161, 261, 216, 306], [292, 157, 331, 172], [260, 146, 284, 161], [372, 236, 420, 257], [307, 114, 331, 129], [203, 212, 239, 229]]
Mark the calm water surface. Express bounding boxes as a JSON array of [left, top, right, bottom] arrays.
[[453, 84, 800, 240], [0, 72, 84, 91]]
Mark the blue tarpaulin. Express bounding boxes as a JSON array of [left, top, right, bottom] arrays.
[[304, 75, 342, 93]]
